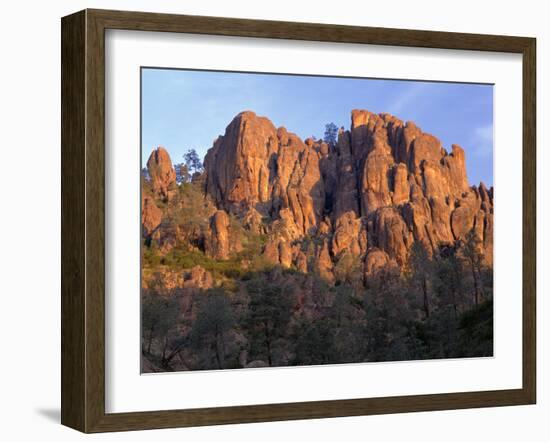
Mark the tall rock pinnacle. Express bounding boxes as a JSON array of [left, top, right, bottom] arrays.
[[146, 146, 176, 200]]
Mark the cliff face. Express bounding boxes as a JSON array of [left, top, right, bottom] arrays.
[[141, 110, 494, 372], [204, 111, 325, 238], [143, 109, 493, 284], [201, 110, 493, 279]]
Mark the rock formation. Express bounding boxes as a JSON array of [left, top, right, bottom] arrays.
[[182, 265, 214, 290], [143, 109, 493, 285], [146, 146, 177, 200], [141, 194, 162, 239], [205, 210, 231, 260], [201, 110, 492, 281], [204, 112, 325, 236]]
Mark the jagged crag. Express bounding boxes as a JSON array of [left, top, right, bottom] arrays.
[[141, 110, 493, 373]]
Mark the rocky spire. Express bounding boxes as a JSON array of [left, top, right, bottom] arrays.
[[146, 146, 176, 200]]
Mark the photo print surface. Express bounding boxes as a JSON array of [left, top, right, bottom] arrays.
[[140, 68, 494, 373]]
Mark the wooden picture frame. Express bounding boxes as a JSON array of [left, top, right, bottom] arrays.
[[61, 8, 536, 433]]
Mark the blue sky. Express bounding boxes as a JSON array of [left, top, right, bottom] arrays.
[[142, 68, 493, 186]]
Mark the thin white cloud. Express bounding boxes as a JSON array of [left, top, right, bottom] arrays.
[[386, 82, 429, 116], [472, 124, 493, 157]]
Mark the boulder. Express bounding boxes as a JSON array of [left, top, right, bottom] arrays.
[[314, 240, 334, 284], [141, 194, 162, 238], [205, 210, 231, 260], [331, 211, 364, 257], [374, 207, 413, 265], [146, 146, 176, 200], [182, 266, 214, 290], [364, 248, 397, 278]]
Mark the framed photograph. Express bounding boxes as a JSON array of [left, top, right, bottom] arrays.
[[61, 9, 536, 433]]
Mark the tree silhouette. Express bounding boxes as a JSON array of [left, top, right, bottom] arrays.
[[142, 293, 180, 356], [183, 149, 203, 175], [244, 276, 293, 366], [189, 289, 235, 369], [462, 231, 485, 306], [323, 122, 338, 145], [408, 241, 434, 319], [174, 163, 190, 184]]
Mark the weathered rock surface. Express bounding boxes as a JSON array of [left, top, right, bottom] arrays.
[[331, 211, 365, 257], [364, 248, 397, 277], [143, 265, 213, 292], [262, 239, 294, 269], [314, 240, 335, 284], [373, 207, 413, 266], [182, 265, 214, 290], [205, 210, 231, 260], [146, 146, 177, 200], [204, 111, 325, 236], [141, 194, 162, 238]]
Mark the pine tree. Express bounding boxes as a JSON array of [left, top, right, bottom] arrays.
[[323, 122, 338, 145]]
